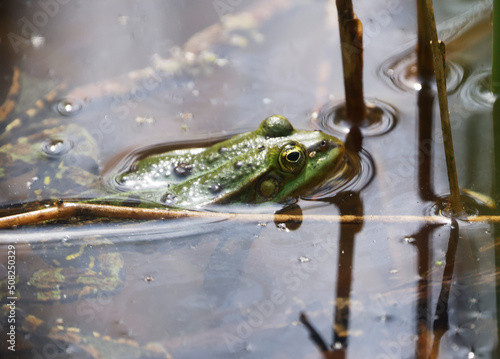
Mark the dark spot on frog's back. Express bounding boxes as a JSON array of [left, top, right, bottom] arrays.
[[174, 162, 193, 176], [160, 193, 177, 206], [209, 183, 224, 194], [234, 161, 243, 169]]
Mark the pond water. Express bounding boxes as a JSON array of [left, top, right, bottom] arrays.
[[0, 0, 498, 358]]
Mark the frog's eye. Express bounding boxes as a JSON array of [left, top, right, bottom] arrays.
[[279, 142, 306, 173]]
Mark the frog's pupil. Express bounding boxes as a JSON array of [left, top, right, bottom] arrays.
[[287, 151, 300, 162]]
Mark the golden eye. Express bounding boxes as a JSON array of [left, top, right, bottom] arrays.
[[278, 142, 306, 173]]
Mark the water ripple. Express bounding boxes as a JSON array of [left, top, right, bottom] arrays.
[[317, 98, 397, 137], [301, 148, 375, 200], [458, 69, 497, 109], [379, 51, 466, 94]]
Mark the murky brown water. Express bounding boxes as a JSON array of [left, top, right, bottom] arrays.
[[0, 0, 498, 358]]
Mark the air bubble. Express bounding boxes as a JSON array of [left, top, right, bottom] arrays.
[[298, 256, 310, 263], [41, 138, 73, 158], [56, 98, 83, 116], [276, 223, 289, 232], [404, 236, 416, 244]]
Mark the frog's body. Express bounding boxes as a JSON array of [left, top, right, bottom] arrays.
[[116, 115, 345, 208]]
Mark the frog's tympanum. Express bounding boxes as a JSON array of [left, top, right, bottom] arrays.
[[116, 114, 345, 208]]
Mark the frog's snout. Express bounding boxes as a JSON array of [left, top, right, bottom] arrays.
[[323, 137, 345, 167], [333, 138, 345, 156]]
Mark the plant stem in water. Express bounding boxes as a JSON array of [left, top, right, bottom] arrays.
[[423, 0, 465, 216], [493, 0, 500, 94], [416, 0, 433, 84], [334, 0, 366, 124]]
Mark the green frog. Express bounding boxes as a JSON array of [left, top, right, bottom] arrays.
[[111, 114, 345, 208]]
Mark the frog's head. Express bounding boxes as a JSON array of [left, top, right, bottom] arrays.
[[251, 115, 345, 203]]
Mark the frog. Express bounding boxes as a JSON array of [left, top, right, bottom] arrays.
[[110, 114, 345, 209]]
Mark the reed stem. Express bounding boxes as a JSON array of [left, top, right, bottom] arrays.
[[334, 0, 366, 124], [416, 0, 434, 84], [493, 0, 500, 94], [423, 0, 465, 216]]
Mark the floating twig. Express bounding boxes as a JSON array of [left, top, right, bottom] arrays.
[[3, 200, 500, 229]]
